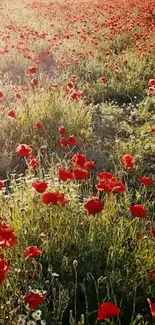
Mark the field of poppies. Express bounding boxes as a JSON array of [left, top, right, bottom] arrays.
[[1, 0, 155, 324]]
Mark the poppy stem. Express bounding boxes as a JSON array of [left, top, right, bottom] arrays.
[[74, 266, 78, 323]]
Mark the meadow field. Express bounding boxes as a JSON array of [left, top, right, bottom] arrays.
[[0, 0, 155, 324]]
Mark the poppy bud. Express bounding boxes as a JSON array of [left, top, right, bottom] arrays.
[[73, 260, 78, 269]]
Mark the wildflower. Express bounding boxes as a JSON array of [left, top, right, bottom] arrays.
[[0, 254, 10, 285], [97, 302, 121, 320], [8, 109, 16, 119], [24, 293, 45, 309], [85, 198, 104, 216], [147, 298, 155, 317], [73, 167, 89, 180], [60, 137, 69, 148], [0, 92, 4, 98], [67, 82, 73, 89], [68, 135, 77, 145], [34, 122, 43, 129], [32, 181, 48, 193], [71, 75, 78, 80], [28, 156, 39, 170], [31, 78, 38, 86], [98, 171, 114, 180], [150, 126, 155, 134], [24, 246, 42, 258], [59, 169, 74, 182], [130, 204, 147, 218], [100, 76, 107, 83], [72, 153, 87, 167], [28, 67, 37, 73], [151, 227, 155, 237], [41, 321, 46, 325], [96, 177, 126, 193], [121, 154, 136, 169], [0, 223, 18, 248], [16, 144, 32, 157], [15, 93, 21, 99], [139, 176, 154, 186], [0, 180, 4, 190], [70, 90, 79, 100], [51, 83, 59, 88], [32, 310, 42, 321], [59, 126, 66, 135], [148, 79, 155, 87], [148, 269, 155, 281], [70, 90, 84, 100], [84, 160, 95, 170], [42, 192, 68, 206]]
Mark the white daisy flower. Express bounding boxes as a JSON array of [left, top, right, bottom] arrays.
[[32, 309, 42, 320], [52, 272, 59, 277], [27, 321, 37, 325], [17, 315, 26, 325], [41, 320, 46, 325]]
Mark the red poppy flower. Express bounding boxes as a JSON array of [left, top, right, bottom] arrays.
[[34, 122, 43, 129], [70, 90, 79, 100], [59, 126, 66, 135], [16, 144, 32, 157], [148, 269, 155, 281], [147, 298, 155, 317], [72, 153, 87, 167], [24, 246, 42, 258], [130, 204, 147, 218], [42, 192, 68, 206], [60, 137, 69, 148], [0, 224, 18, 248], [122, 154, 136, 169], [28, 273, 35, 279], [98, 171, 115, 180], [67, 82, 73, 89], [32, 181, 48, 193], [96, 178, 126, 193], [24, 293, 44, 309], [85, 198, 104, 216], [148, 79, 155, 87], [31, 78, 38, 86], [8, 109, 16, 119], [28, 156, 39, 170], [0, 92, 4, 98], [152, 227, 155, 238], [78, 90, 84, 98], [15, 93, 21, 99], [0, 254, 10, 285], [70, 90, 84, 100], [71, 75, 78, 81], [100, 76, 107, 83], [150, 126, 155, 134], [97, 302, 121, 320], [139, 176, 154, 186], [28, 66, 37, 73], [68, 135, 77, 145], [84, 160, 95, 170], [59, 169, 74, 182], [73, 167, 89, 180], [0, 180, 4, 190], [51, 83, 59, 88]]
